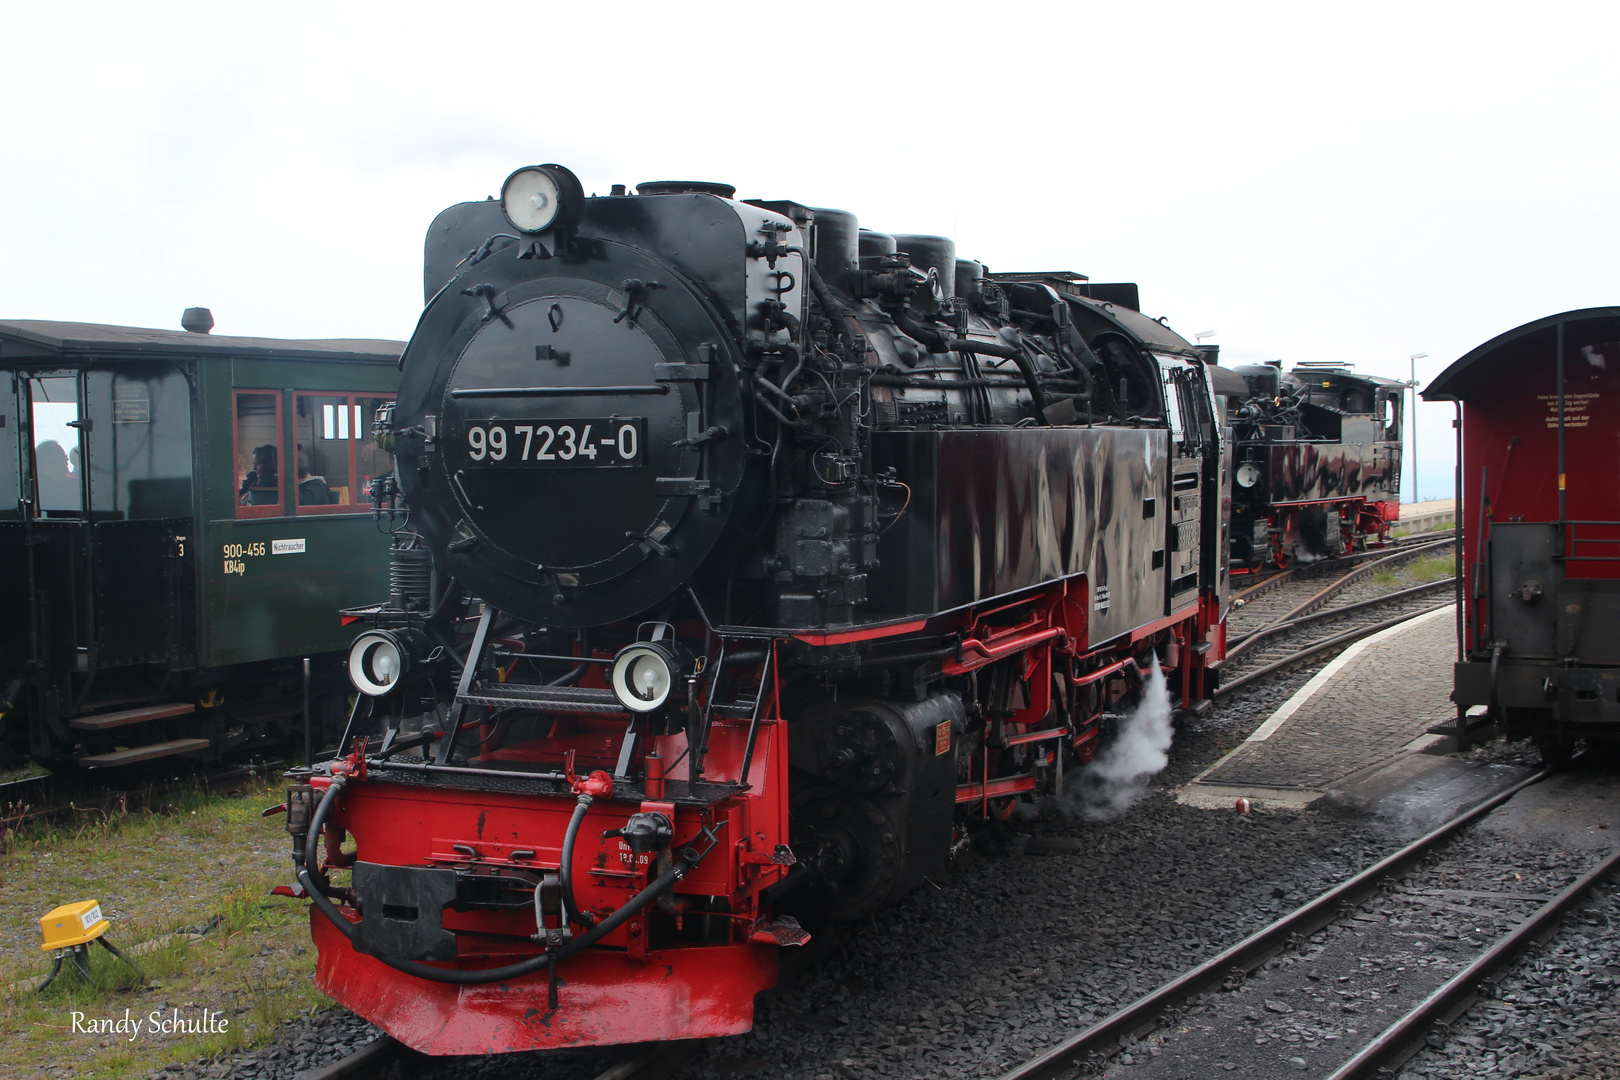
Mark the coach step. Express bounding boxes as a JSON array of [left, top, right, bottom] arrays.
[[79, 738, 212, 768], [68, 702, 196, 732]]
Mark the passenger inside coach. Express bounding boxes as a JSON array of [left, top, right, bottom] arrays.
[[34, 439, 78, 512], [297, 450, 335, 505], [240, 444, 279, 506]]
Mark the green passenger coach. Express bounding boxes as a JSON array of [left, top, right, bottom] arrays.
[[0, 314, 402, 769]]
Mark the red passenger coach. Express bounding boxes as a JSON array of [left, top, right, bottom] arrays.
[[1425, 307, 1620, 764]]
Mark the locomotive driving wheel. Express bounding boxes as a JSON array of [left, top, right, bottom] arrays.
[[1533, 727, 1576, 769], [789, 784, 902, 921]]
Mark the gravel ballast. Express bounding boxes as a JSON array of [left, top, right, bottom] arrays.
[[172, 593, 1614, 1080]]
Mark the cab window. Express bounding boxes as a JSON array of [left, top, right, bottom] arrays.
[[234, 390, 284, 518], [293, 393, 394, 513]]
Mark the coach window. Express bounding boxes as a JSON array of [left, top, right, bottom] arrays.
[[0, 383, 19, 521], [1380, 392, 1400, 441], [234, 390, 284, 518], [293, 393, 395, 514]]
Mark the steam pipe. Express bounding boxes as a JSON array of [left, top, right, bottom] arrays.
[[891, 310, 1051, 423], [795, 252, 853, 323], [947, 337, 1051, 420]]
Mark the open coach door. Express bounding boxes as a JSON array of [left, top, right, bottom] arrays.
[[0, 349, 197, 766]]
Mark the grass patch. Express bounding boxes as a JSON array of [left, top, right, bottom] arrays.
[[1371, 570, 1400, 587], [0, 778, 329, 1078], [1406, 554, 1454, 583]]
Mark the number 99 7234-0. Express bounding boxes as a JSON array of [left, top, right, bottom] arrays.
[[462, 417, 644, 468]]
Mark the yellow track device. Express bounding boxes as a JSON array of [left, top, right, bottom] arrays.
[[35, 900, 143, 992], [39, 900, 109, 951]]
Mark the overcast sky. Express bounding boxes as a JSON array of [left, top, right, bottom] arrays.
[[4, 1, 1614, 502]]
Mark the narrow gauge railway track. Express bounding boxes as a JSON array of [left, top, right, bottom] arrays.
[[1228, 532, 1457, 611], [293, 1035, 402, 1080], [0, 771, 53, 805], [1227, 537, 1454, 640], [1213, 585, 1456, 702], [995, 771, 1620, 1080], [0, 759, 283, 836], [292, 1036, 689, 1080], [1211, 540, 1458, 701]]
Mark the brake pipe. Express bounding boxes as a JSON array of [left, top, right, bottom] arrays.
[[295, 776, 719, 986]]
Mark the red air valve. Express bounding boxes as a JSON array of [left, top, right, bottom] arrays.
[[573, 770, 614, 799]]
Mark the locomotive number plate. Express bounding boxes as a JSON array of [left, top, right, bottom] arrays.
[[462, 417, 645, 468]]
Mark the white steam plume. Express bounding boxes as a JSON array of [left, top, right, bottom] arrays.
[[1072, 657, 1174, 820]]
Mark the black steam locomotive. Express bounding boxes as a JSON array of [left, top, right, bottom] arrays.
[[291, 166, 1231, 1052], [1221, 361, 1404, 569]]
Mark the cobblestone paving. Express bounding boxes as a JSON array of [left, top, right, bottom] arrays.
[[1204, 607, 1457, 790]]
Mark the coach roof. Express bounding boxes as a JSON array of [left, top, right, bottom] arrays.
[[1424, 306, 1620, 401], [0, 319, 404, 364]]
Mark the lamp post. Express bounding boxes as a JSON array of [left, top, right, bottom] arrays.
[[1409, 352, 1428, 503]]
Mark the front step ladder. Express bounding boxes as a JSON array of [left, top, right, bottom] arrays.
[[69, 703, 210, 767]]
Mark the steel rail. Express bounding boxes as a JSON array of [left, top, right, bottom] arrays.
[[1326, 845, 1620, 1079], [1214, 603, 1453, 701], [293, 1035, 402, 1080], [1269, 540, 1454, 626], [0, 760, 282, 835], [1226, 577, 1457, 660], [588, 1043, 688, 1080], [1230, 567, 1296, 606], [993, 769, 1550, 1080], [1228, 535, 1453, 610]]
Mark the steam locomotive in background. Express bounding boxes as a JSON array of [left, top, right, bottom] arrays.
[[284, 165, 1232, 1053], [1219, 361, 1405, 569]]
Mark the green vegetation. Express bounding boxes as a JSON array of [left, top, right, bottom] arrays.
[[1405, 554, 1454, 583], [0, 779, 326, 1079]]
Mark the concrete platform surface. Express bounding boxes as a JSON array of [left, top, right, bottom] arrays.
[[1318, 756, 1536, 834], [1181, 605, 1459, 811], [1473, 770, 1620, 851]]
